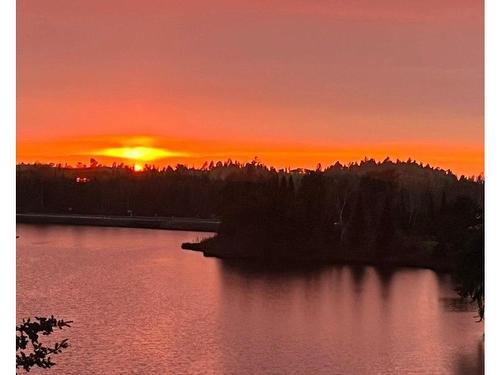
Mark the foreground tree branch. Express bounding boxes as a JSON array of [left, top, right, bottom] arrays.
[[16, 316, 72, 373]]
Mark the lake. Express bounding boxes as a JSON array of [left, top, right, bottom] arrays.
[[16, 224, 484, 374]]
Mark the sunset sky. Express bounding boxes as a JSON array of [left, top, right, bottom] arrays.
[[17, 0, 483, 175]]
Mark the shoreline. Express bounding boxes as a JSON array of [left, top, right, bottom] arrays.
[[16, 213, 220, 232], [17, 214, 450, 272], [181, 241, 452, 273]]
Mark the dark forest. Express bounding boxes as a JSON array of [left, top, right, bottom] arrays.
[[17, 158, 485, 317], [17, 158, 483, 266]]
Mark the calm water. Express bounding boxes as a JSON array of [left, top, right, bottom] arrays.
[[17, 224, 484, 375]]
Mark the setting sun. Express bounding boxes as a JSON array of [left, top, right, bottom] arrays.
[[94, 146, 188, 162], [133, 163, 144, 172]]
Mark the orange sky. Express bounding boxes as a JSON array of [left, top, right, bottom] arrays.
[[17, 0, 484, 176]]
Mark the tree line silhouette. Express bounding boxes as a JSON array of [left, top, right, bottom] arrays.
[[17, 158, 483, 268]]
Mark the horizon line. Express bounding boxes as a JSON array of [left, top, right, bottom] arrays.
[[16, 156, 485, 179]]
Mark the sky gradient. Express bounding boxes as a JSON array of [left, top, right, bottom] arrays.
[[17, 0, 484, 175]]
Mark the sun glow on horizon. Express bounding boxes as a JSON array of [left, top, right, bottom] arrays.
[[15, 134, 484, 177], [93, 146, 188, 162]]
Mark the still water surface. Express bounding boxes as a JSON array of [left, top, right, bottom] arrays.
[[17, 224, 483, 374]]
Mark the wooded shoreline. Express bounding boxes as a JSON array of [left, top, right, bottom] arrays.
[[181, 240, 452, 272], [16, 213, 220, 232]]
